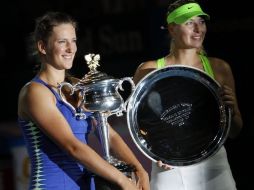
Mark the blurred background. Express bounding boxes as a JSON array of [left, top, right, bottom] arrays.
[[0, 0, 253, 189]]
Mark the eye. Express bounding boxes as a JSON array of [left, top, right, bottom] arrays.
[[200, 20, 206, 25], [199, 18, 206, 24], [185, 20, 194, 26], [72, 39, 77, 43], [58, 40, 66, 44]]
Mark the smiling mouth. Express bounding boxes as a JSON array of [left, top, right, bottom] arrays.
[[63, 55, 73, 59]]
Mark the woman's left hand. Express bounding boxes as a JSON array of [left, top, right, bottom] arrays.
[[220, 85, 237, 116], [156, 160, 172, 170], [135, 167, 150, 190]]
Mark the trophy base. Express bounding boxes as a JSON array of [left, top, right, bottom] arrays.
[[107, 156, 136, 179], [94, 157, 137, 190]]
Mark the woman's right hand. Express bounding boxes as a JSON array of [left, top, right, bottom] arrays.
[[120, 176, 139, 190], [157, 160, 172, 170]]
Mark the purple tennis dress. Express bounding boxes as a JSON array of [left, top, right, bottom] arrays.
[[18, 76, 96, 190]]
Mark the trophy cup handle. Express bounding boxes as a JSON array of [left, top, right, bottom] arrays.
[[117, 77, 136, 114], [58, 82, 87, 119]]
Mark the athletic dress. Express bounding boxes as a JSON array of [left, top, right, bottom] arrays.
[[150, 55, 237, 190], [18, 76, 96, 190]]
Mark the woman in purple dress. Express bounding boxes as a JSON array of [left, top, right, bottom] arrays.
[[18, 11, 149, 190]]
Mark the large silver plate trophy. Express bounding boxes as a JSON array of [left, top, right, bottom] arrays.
[[126, 65, 231, 167], [58, 54, 136, 189]]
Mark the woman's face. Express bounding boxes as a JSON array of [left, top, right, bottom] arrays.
[[169, 16, 207, 50], [44, 23, 77, 70]]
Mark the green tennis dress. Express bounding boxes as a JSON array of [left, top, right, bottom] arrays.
[[150, 55, 237, 190]]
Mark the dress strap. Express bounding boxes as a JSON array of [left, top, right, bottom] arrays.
[[199, 54, 215, 79], [32, 76, 62, 101], [157, 57, 165, 69], [156, 55, 214, 79]]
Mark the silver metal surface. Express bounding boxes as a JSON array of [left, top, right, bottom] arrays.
[[58, 53, 136, 170], [127, 65, 231, 166]]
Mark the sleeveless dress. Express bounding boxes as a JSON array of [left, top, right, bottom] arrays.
[[18, 76, 96, 190], [150, 55, 237, 190]]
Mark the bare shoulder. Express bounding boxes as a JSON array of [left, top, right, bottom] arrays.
[[18, 81, 56, 119], [133, 60, 157, 84], [68, 76, 80, 84], [208, 57, 234, 86], [209, 57, 232, 75], [19, 81, 53, 101], [136, 60, 157, 70]]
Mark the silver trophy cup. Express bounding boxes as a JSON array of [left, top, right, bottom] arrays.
[[58, 54, 136, 189]]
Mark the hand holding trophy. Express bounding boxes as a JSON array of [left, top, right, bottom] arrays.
[[58, 53, 137, 189]]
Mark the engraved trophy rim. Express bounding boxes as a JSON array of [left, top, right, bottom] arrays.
[[127, 65, 231, 166]]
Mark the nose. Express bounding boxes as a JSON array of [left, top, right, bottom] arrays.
[[66, 41, 77, 53], [193, 23, 201, 33]]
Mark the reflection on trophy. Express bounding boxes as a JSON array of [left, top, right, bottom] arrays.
[[58, 53, 136, 189], [126, 65, 231, 167]]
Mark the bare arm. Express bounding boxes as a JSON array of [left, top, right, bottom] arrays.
[[133, 61, 157, 84], [211, 58, 243, 138], [109, 126, 150, 190], [18, 83, 138, 190]]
